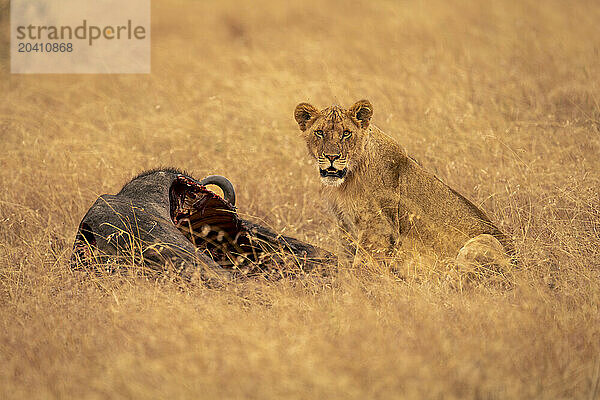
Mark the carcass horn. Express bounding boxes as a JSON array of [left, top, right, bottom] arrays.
[[199, 175, 236, 206]]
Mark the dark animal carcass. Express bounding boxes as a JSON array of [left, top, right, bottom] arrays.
[[71, 168, 335, 281]]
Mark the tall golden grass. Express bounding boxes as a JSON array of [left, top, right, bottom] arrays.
[[1, 0, 599, 398]]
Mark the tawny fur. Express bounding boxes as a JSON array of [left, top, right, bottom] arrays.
[[294, 100, 515, 267]]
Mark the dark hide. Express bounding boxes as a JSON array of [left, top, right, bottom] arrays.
[[71, 168, 335, 281]]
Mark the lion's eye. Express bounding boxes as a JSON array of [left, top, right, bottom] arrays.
[[314, 130, 324, 138], [342, 130, 352, 139]]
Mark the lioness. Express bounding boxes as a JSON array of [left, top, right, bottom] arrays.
[[293, 100, 515, 269]]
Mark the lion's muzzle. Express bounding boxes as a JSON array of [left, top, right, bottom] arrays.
[[320, 167, 347, 179], [317, 153, 348, 184]]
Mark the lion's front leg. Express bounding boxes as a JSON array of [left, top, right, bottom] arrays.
[[336, 220, 357, 268], [328, 202, 358, 268], [354, 215, 397, 265]]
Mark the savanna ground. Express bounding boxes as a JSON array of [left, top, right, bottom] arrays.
[[1, 0, 600, 398]]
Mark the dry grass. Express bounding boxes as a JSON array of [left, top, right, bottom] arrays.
[[1, 0, 600, 398]]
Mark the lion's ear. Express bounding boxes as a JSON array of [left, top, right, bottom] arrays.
[[294, 103, 319, 131], [348, 100, 373, 129]]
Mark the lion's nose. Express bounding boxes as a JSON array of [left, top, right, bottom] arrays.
[[323, 154, 341, 163]]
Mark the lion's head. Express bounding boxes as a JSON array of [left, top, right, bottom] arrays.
[[294, 100, 373, 186]]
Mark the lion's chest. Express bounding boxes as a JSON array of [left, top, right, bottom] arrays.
[[330, 191, 395, 236]]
